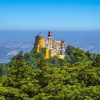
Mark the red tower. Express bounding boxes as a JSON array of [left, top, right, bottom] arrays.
[[48, 31, 52, 37], [48, 31, 53, 48]]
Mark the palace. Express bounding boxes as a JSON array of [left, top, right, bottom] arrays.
[[33, 31, 65, 59]]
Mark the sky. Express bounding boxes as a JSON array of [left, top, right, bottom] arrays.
[[0, 0, 100, 31]]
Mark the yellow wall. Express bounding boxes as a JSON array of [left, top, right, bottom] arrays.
[[36, 38, 45, 52], [45, 48, 50, 59], [39, 38, 45, 48]]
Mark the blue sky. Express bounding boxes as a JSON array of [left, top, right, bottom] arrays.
[[0, 0, 100, 31]]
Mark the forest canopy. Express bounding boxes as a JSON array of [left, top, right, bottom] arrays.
[[0, 45, 100, 100]]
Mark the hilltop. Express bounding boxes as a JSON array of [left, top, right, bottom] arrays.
[[0, 42, 100, 99], [1, 31, 100, 63]]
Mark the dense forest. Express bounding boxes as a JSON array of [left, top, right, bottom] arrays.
[[0, 45, 100, 100]]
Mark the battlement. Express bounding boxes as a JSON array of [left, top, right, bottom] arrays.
[[34, 32, 65, 59]]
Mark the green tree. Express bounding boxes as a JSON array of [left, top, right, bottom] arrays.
[[1, 52, 40, 98], [92, 54, 100, 67], [0, 64, 8, 76]]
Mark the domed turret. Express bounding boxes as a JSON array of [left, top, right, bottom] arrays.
[[34, 33, 45, 52], [37, 33, 45, 51]]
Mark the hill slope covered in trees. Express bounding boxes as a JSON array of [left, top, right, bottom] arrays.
[[0, 45, 100, 100]]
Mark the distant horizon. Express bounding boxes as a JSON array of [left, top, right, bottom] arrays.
[[0, 29, 100, 32]]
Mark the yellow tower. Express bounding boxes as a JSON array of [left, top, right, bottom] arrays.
[[38, 36, 45, 49], [45, 48, 50, 59], [34, 34, 45, 52]]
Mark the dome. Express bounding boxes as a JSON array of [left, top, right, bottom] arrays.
[[38, 33, 44, 39]]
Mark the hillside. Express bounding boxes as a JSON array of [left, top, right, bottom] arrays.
[[0, 45, 100, 99]]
